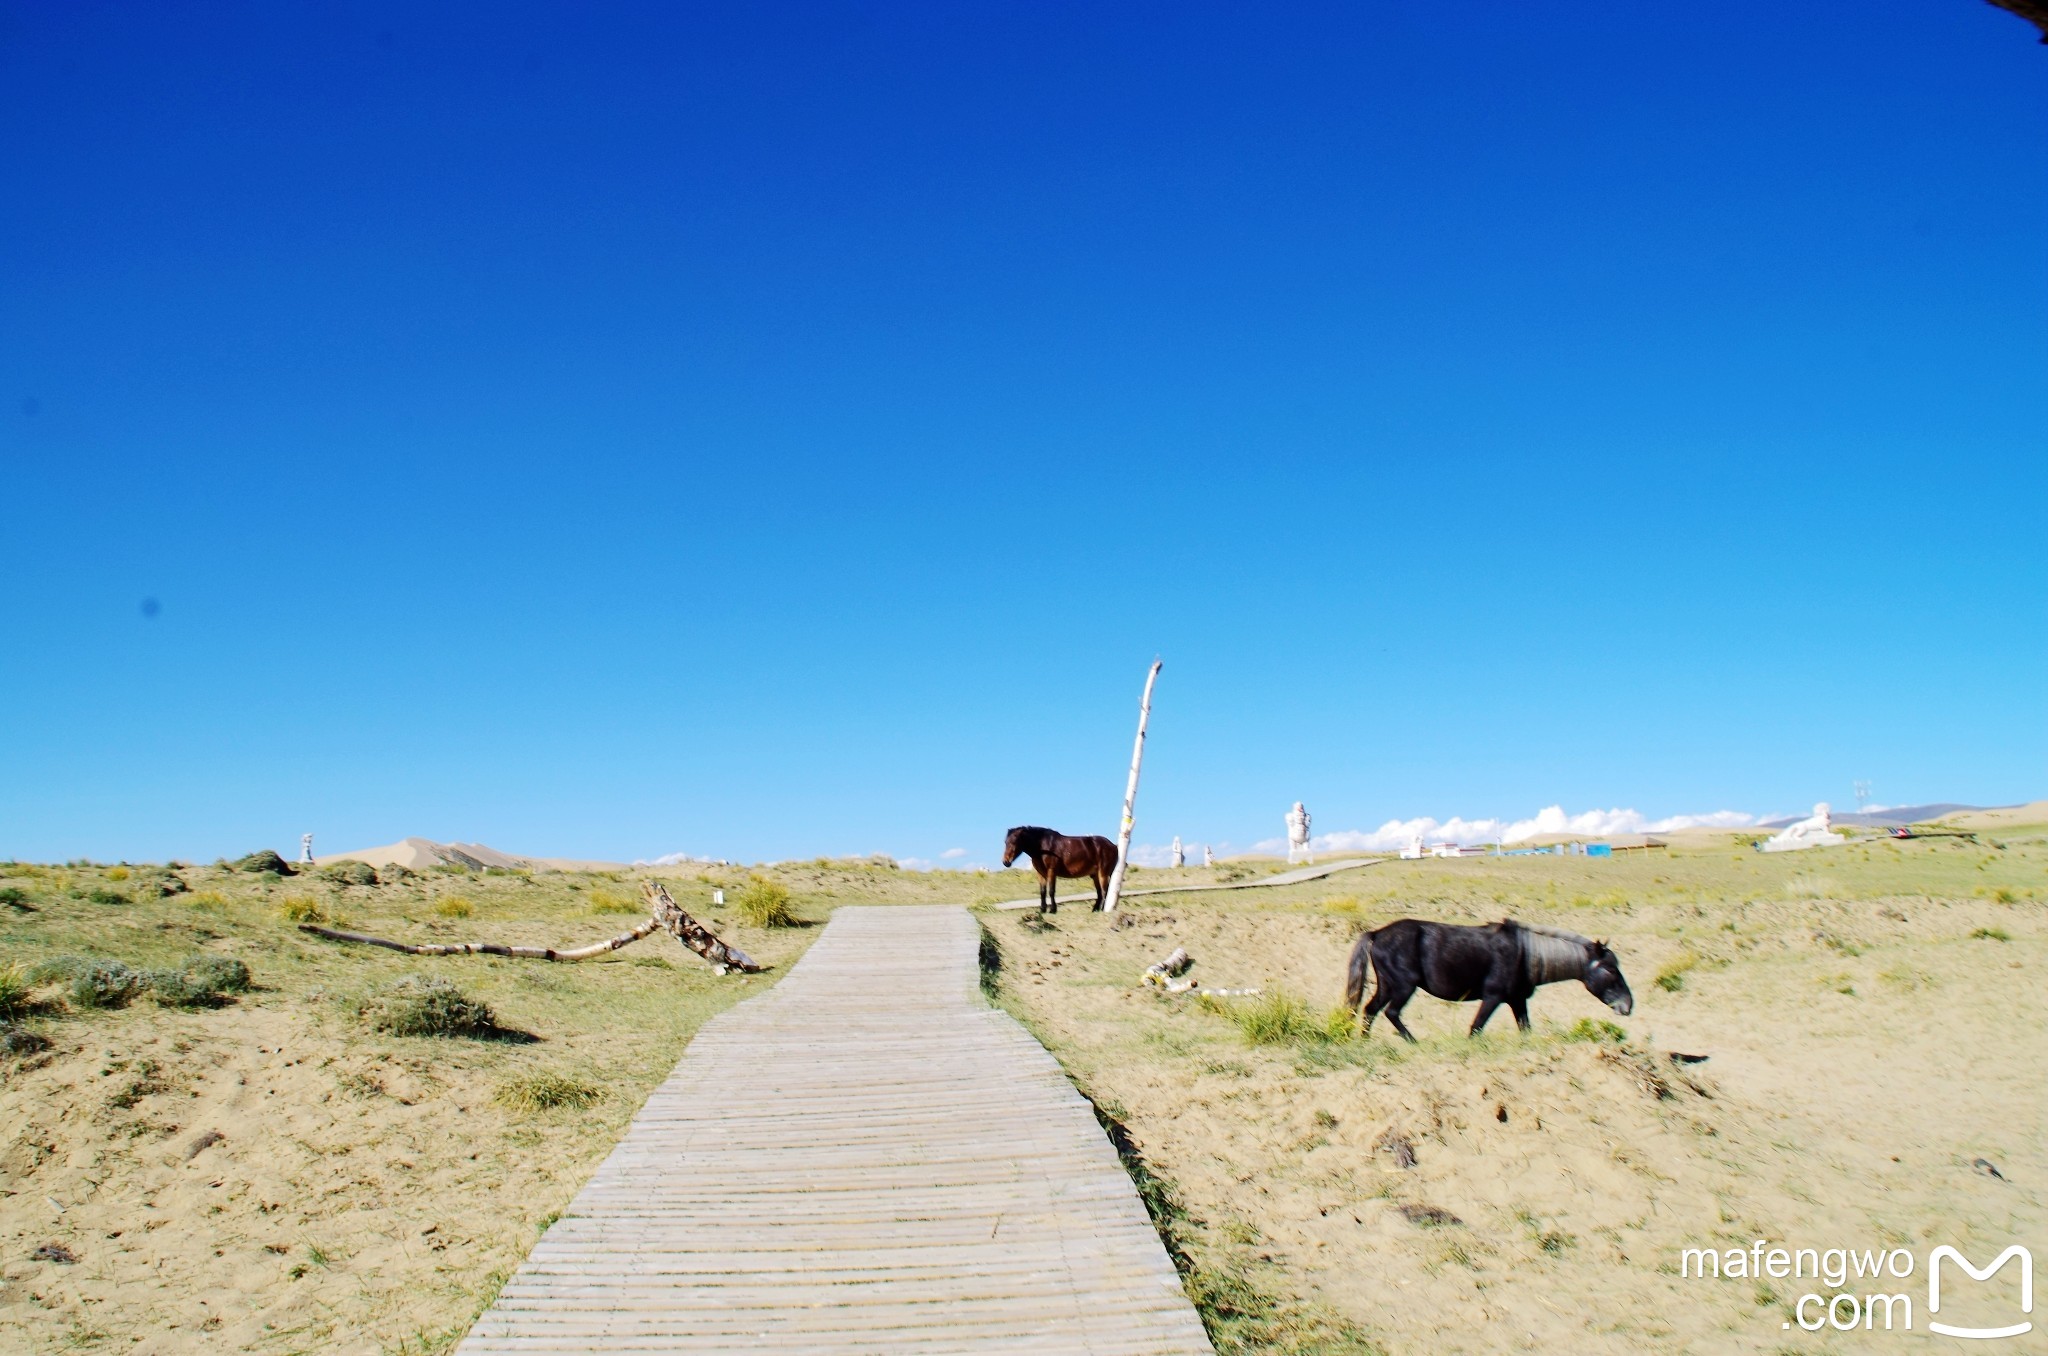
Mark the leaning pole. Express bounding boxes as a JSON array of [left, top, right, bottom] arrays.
[[1102, 658, 1162, 914]]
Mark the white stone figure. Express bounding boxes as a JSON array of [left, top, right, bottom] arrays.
[[1400, 834, 1425, 860], [1286, 802, 1312, 864], [299, 833, 314, 865], [1761, 802, 1848, 853], [1171, 836, 1185, 868], [1203, 844, 1214, 868]]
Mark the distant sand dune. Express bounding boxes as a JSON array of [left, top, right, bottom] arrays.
[[314, 837, 628, 873]]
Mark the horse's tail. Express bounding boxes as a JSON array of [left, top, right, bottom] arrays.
[[1344, 928, 1376, 1011]]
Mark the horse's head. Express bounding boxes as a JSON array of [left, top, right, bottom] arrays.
[[1583, 940, 1634, 1016], [1002, 826, 1030, 868]]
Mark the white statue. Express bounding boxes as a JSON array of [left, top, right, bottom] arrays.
[[299, 833, 314, 865], [1202, 844, 1214, 868], [1400, 834, 1425, 860], [1170, 836, 1184, 868], [1285, 802, 1312, 864], [1761, 802, 1847, 853]]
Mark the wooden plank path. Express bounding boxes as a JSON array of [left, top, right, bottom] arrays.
[[458, 905, 1213, 1354]]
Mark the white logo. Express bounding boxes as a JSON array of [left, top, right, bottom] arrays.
[[1928, 1245, 2033, 1340]]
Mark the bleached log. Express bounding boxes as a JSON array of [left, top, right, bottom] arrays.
[[1142, 947, 1193, 987], [298, 917, 662, 961], [1102, 659, 1163, 913], [643, 882, 762, 973]]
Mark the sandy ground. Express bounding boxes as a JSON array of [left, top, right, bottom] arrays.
[[6, 844, 2039, 1354], [985, 848, 2046, 1354], [0, 866, 817, 1354]]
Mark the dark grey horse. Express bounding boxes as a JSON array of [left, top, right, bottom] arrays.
[[1345, 918, 1634, 1041]]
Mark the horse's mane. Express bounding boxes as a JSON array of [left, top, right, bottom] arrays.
[[1513, 921, 1593, 985]]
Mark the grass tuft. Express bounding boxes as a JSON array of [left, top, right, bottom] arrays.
[[0, 963, 29, 1015], [1560, 1017, 1629, 1044], [278, 896, 328, 924], [434, 897, 475, 919], [1970, 926, 2011, 942], [494, 1072, 603, 1113], [734, 876, 799, 928], [1654, 950, 1700, 992], [587, 888, 640, 915], [1202, 989, 1338, 1048]]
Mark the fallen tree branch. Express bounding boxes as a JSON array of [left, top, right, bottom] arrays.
[[643, 882, 762, 973], [298, 917, 664, 961], [296, 885, 765, 974]]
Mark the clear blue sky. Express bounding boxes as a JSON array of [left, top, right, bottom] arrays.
[[3, 2, 2043, 866]]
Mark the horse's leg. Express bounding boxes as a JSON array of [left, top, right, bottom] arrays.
[[1361, 985, 1390, 1037], [1469, 997, 1501, 1036], [1382, 985, 1419, 1043], [1046, 870, 1058, 914], [1508, 998, 1531, 1031], [1092, 862, 1107, 911]]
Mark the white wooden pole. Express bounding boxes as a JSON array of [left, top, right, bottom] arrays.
[[1102, 658, 1162, 913]]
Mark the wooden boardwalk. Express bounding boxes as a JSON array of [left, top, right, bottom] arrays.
[[458, 905, 1213, 1354]]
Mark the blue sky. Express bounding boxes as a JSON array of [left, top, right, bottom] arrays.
[[3, 2, 2043, 867]]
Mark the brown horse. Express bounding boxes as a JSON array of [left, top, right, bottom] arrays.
[[1002, 826, 1118, 914]]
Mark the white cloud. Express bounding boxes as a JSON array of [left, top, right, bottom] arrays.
[[1297, 805, 1756, 852], [897, 854, 996, 873]]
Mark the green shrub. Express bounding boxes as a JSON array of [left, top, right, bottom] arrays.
[[235, 849, 295, 876], [494, 1072, 603, 1113], [320, 860, 379, 886], [0, 886, 31, 910], [148, 873, 189, 897], [87, 887, 130, 906], [1, 1024, 51, 1056], [1970, 927, 2012, 942], [146, 969, 230, 1008], [434, 896, 474, 919], [184, 955, 252, 993], [733, 876, 797, 928], [360, 977, 496, 1038], [1561, 1018, 1628, 1044], [70, 960, 146, 1009]]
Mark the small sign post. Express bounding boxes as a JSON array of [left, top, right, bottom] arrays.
[[1102, 658, 1162, 914]]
